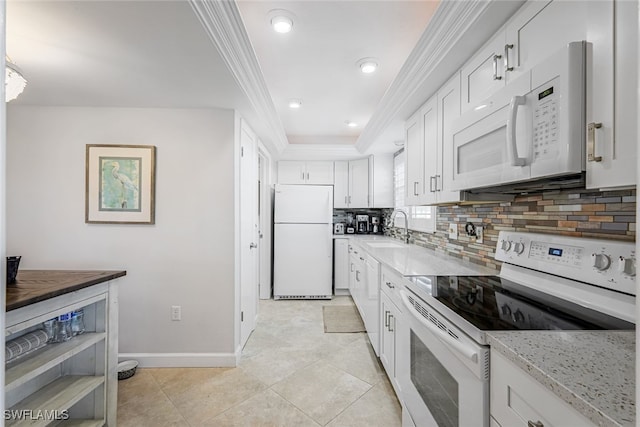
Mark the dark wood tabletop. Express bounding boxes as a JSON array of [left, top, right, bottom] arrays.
[[6, 270, 126, 311]]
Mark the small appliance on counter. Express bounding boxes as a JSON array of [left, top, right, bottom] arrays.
[[334, 223, 345, 235], [356, 215, 369, 233], [370, 216, 380, 233]]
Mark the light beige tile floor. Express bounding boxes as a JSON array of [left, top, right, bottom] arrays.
[[117, 296, 402, 426]]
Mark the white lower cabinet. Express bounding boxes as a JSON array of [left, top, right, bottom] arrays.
[[334, 238, 350, 295], [491, 350, 595, 427], [5, 282, 118, 426], [348, 244, 381, 356], [379, 266, 404, 398]]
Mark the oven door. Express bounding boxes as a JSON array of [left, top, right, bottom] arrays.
[[398, 289, 490, 427]]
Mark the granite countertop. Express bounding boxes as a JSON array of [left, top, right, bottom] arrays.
[[6, 270, 127, 311], [488, 330, 635, 427], [341, 234, 497, 276]]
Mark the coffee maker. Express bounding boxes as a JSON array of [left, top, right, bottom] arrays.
[[356, 215, 369, 233]]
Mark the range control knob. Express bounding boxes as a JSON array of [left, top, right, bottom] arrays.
[[592, 253, 612, 271], [618, 256, 636, 276], [500, 240, 512, 252], [513, 242, 525, 255]]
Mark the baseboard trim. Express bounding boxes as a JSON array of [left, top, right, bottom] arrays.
[[118, 352, 238, 368]]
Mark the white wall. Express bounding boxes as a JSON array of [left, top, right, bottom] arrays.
[[6, 106, 238, 366]]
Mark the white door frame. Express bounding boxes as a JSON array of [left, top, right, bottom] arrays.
[[257, 141, 273, 300]]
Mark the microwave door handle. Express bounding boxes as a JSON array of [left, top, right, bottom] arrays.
[[400, 290, 479, 363], [506, 95, 527, 166]]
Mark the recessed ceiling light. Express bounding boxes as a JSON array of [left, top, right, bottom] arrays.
[[288, 99, 302, 109], [346, 121, 358, 128], [269, 10, 294, 33], [357, 58, 378, 74]]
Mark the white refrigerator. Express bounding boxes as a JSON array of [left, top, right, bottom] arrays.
[[274, 184, 333, 299]]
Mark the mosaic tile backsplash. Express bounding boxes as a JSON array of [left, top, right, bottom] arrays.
[[386, 188, 636, 271]]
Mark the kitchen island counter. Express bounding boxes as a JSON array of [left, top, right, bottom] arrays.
[[488, 330, 635, 427], [6, 270, 126, 311], [345, 235, 497, 276]]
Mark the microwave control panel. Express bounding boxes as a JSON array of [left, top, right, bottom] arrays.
[[532, 79, 559, 160]]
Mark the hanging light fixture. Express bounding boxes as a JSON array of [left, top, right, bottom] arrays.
[[5, 56, 27, 102]]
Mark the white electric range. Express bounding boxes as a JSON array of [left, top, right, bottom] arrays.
[[398, 231, 635, 427]]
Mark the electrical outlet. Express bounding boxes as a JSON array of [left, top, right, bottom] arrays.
[[476, 226, 484, 244], [448, 223, 458, 240], [171, 305, 181, 321]]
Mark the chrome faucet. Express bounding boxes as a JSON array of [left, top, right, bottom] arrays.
[[390, 209, 409, 244]]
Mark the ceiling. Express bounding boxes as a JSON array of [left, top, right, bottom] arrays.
[[236, 1, 438, 146], [5, 0, 523, 157]]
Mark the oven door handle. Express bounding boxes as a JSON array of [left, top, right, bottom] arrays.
[[400, 291, 478, 363]]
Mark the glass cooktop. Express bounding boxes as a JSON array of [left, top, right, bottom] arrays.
[[407, 275, 634, 332]]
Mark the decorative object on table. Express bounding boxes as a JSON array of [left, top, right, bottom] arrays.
[[322, 305, 366, 333], [5, 329, 49, 363], [6, 256, 21, 285], [85, 144, 156, 224], [117, 360, 139, 380]]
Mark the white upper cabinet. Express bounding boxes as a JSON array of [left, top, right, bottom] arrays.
[[305, 161, 335, 185], [586, 0, 637, 189], [278, 160, 334, 185], [405, 72, 463, 206], [461, 32, 507, 113], [333, 161, 350, 208], [405, 110, 423, 205], [349, 158, 370, 208], [437, 73, 463, 204], [335, 158, 370, 209], [504, 1, 586, 82]]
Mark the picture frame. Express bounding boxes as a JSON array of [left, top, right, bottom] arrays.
[[85, 144, 156, 224]]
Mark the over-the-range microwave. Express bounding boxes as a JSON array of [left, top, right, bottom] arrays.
[[449, 41, 587, 193]]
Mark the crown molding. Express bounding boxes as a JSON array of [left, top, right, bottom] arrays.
[[189, 0, 288, 154], [355, 0, 497, 153], [279, 144, 361, 161]]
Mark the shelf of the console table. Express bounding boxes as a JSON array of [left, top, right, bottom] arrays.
[[6, 333, 107, 393], [54, 420, 105, 427], [7, 376, 105, 427]]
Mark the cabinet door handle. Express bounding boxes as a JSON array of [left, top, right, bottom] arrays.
[[301, 171, 305, 180], [587, 122, 603, 162], [527, 421, 544, 427], [356, 270, 360, 282], [359, 257, 365, 261], [385, 310, 390, 328], [306, 172, 310, 180], [388, 314, 394, 332], [429, 176, 436, 192], [350, 263, 354, 272], [345, 196, 348, 205], [385, 281, 395, 289], [504, 43, 514, 72], [435, 175, 442, 192], [413, 181, 419, 196], [492, 54, 503, 80], [348, 195, 352, 204]]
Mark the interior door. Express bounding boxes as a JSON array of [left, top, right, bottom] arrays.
[[240, 121, 258, 348]]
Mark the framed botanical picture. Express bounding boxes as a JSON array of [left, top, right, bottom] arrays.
[[86, 144, 156, 224]]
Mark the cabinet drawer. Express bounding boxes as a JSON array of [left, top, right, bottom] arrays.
[[380, 265, 404, 310], [490, 350, 595, 427]]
